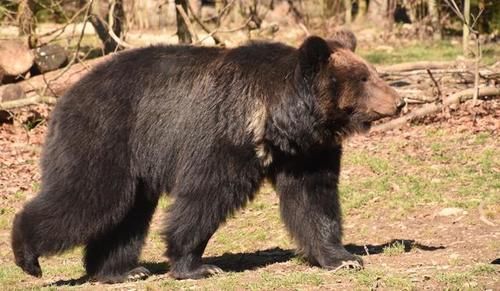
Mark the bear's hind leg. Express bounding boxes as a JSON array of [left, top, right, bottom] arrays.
[[165, 177, 260, 279], [84, 182, 158, 283], [12, 212, 42, 277]]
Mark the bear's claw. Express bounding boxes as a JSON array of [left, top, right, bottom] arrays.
[[170, 264, 223, 280], [126, 266, 152, 281], [330, 260, 364, 272]]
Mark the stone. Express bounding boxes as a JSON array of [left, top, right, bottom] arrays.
[[34, 44, 68, 73]]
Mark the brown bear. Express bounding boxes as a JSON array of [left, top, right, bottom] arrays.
[[12, 31, 404, 282]]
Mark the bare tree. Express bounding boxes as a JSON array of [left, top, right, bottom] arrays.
[[355, 0, 367, 23], [17, 0, 37, 47], [427, 0, 442, 40], [444, 0, 484, 105], [321, 0, 335, 18], [175, 0, 192, 44], [463, 0, 470, 53], [367, 0, 396, 29], [89, 0, 126, 54], [344, 0, 352, 26]]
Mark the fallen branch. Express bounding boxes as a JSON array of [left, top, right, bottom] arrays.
[[14, 54, 113, 97], [478, 201, 496, 227], [379, 61, 456, 73], [372, 87, 500, 132], [381, 69, 469, 78], [0, 95, 57, 109]]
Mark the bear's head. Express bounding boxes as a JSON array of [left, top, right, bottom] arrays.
[[295, 32, 404, 139], [261, 31, 404, 156]]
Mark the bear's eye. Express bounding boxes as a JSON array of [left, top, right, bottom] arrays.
[[361, 76, 368, 82]]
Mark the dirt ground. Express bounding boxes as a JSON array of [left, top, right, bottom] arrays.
[[0, 98, 498, 290]]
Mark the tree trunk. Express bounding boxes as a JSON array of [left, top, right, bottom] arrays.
[[89, 0, 126, 54], [367, 0, 394, 29], [321, 0, 336, 19], [110, 0, 125, 39], [355, 0, 367, 23], [463, 0, 470, 54], [17, 0, 37, 48], [175, 0, 192, 44], [427, 0, 441, 40], [344, 0, 352, 26]]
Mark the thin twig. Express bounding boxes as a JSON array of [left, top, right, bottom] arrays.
[[470, 8, 484, 33], [187, 2, 222, 44], [107, 0, 134, 49], [176, 4, 199, 43], [473, 39, 481, 105], [364, 245, 370, 256], [478, 201, 496, 227], [36, 4, 87, 39], [426, 69, 443, 100], [41, 0, 94, 96]]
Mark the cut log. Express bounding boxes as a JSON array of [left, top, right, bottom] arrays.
[[16, 54, 113, 97], [0, 84, 26, 102], [372, 87, 500, 132], [0, 39, 35, 79], [33, 44, 68, 73]]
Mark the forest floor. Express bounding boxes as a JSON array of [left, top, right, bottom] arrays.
[[1, 21, 499, 290], [0, 98, 498, 290]]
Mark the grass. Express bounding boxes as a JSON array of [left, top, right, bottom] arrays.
[[358, 40, 500, 65], [0, 126, 498, 290], [436, 263, 499, 289], [340, 129, 499, 213], [383, 240, 407, 256]]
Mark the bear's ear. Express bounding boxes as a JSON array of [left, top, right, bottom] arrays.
[[298, 36, 332, 77], [327, 29, 357, 52]]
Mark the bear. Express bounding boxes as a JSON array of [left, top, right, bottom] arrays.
[[12, 31, 404, 283]]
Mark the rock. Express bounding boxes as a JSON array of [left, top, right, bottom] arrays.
[[437, 207, 466, 217], [0, 83, 26, 102], [33, 44, 68, 73], [0, 40, 34, 78]]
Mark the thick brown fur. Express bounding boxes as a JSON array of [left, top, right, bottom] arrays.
[[12, 31, 403, 282]]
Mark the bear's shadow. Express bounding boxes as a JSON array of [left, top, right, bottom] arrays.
[[48, 239, 444, 286]]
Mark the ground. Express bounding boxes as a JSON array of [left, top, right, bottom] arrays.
[[0, 98, 498, 290], [1, 21, 499, 289]]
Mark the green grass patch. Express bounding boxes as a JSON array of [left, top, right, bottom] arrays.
[[358, 40, 499, 65], [383, 240, 407, 256]]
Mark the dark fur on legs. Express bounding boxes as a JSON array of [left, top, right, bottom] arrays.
[[84, 181, 158, 283], [12, 213, 42, 277], [164, 149, 262, 279], [271, 147, 363, 269]]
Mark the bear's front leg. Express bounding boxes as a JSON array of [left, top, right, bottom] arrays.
[[272, 147, 363, 270]]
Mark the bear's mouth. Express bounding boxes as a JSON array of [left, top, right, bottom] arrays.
[[356, 112, 384, 132]]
